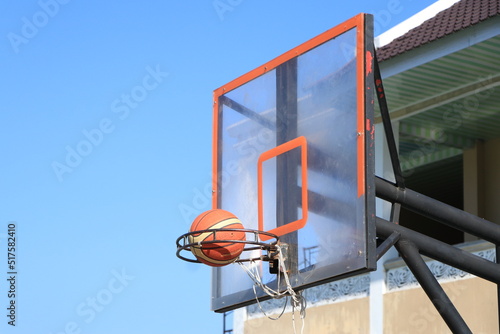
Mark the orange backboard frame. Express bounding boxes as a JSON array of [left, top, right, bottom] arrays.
[[211, 13, 376, 313], [213, 13, 368, 211]]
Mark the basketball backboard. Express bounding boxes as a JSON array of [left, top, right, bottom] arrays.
[[211, 13, 376, 312]]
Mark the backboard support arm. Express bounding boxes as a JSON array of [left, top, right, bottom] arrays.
[[276, 58, 299, 275], [374, 55, 405, 189], [374, 56, 500, 333], [395, 239, 472, 334]]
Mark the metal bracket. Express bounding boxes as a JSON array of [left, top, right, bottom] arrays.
[[376, 231, 400, 261]]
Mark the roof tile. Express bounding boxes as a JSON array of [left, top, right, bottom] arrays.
[[377, 0, 500, 61]]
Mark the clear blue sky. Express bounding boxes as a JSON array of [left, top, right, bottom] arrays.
[[1, 1, 436, 333]]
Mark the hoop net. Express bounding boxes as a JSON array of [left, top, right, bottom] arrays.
[[237, 243, 306, 334], [176, 228, 307, 333]]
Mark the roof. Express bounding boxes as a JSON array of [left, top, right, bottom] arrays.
[[372, 0, 500, 206], [377, 0, 500, 61]]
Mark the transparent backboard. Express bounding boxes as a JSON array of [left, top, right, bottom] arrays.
[[211, 13, 375, 312]]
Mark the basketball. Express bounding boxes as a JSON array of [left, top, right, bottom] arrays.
[[188, 209, 246, 267]]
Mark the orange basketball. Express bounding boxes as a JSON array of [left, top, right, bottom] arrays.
[[188, 209, 246, 267]]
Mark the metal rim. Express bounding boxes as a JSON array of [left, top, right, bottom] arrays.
[[176, 228, 279, 264]]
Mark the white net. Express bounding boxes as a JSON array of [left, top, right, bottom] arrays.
[[237, 244, 307, 334]]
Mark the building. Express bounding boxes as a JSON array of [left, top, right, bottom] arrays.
[[235, 0, 500, 332]]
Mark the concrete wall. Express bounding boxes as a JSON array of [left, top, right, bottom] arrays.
[[464, 137, 500, 224], [243, 277, 497, 334], [244, 297, 369, 334], [484, 137, 500, 224], [383, 278, 498, 334]]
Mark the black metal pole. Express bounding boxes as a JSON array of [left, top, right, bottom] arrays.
[[373, 56, 405, 188], [376, 231, 400, 260], [375, 176, 500, 244], [223, 311, 233, 333], [220, 95, 275, 130], [376, 218, 500, 283], [497, 244, 500, 330], [395, 239, 472, 334], [276, 58, 299, 274]]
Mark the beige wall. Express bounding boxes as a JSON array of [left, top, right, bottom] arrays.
[[464, 137, 500, 224], [244, 297, 369, 334], [463, 138, 500, 240], [463, 141, 485, 218], [484, 137, 500, 224], [244, 278, 497, 334], [383, 277, 498, 334]]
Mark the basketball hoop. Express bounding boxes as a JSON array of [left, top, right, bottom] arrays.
[[176, 228, 280, 264], [176, 227, 306, 333]]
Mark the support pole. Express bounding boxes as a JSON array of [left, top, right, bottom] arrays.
[[276, 58, 299, 274], [374, 56, 405, 188], [497, 244, 500, 330], [395, 239, 472, 334], [376, 218, 500, 283], [376, 231, 400, 260], [375, 176, 500, 244]]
